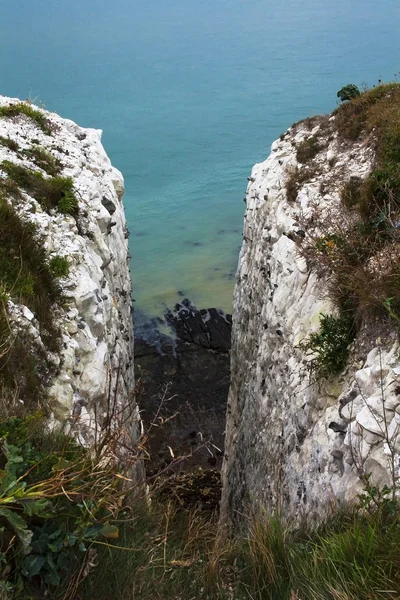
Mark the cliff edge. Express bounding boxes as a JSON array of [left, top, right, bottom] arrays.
[[0, 97, 140, 451], [221, 85, 400, 527]]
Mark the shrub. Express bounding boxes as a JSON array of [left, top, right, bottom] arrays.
[[285, 166, 320, 202], [0, 102, 52, 135], [299, 84, 400, 323], [298, 313, 355, 377], [337, 84, 361, 102], [296, 135, 321, 163], [1, 161, 78, 215]]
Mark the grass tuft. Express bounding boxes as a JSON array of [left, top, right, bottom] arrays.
[[22, 144, 62, 176], [0, 135, 19, 152], [1, 160, 78, 215], [0, 102, 53, 135]]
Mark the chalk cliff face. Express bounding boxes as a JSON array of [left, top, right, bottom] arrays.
[[0, 97, 139, 448], [221, 116, 400, 526]]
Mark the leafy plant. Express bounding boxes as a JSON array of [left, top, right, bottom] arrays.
[[0, 415, 126, 596], [298, 313, 355, 377]]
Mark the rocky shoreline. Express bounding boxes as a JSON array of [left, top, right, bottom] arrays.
[[134, 300, 231, 477]]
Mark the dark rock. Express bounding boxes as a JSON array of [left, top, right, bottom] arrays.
[[134, 300, 231, 474], [101, 196, 117, 215]]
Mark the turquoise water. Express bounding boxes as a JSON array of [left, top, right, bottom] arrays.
[[1, 0, 400, 322]]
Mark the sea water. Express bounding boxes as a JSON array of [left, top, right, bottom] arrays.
[[1, 0, 399, 323]]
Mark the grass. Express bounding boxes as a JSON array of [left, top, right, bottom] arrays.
[[298, 83, 400, 324], [75, 496, 400, 600], [49, 256, 70, 278], [298, 313, 355, 377], [0, 102, 53, 135], [22, 145, 62, 177], [0, 194, 65, 408], [0, 136, 19, 152], [1, 160, 78, 215], [296, 135, 322, 163]]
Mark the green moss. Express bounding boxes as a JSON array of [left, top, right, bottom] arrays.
[[1, 161, 78, 215], [0, 102, 52, 135]]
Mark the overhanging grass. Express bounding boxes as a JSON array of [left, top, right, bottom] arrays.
[[0, 195, 63, 407]]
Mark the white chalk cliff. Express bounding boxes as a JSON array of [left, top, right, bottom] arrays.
[[221, 116, 400, 526], [0, 96, 140, 450]]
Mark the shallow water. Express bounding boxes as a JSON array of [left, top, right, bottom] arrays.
[[1, 0, 400, 322]]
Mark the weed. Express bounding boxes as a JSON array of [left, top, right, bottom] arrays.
[[1, 160, 78, 215], [0, 102, 52, 135]]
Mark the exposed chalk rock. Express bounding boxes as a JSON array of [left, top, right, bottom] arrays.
[[0, 96, 141, 462], [221, 116, 400, 527]]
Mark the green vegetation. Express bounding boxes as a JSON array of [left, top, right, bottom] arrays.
[[299, 84, 400, 331], [1, 161, 78, 215], [0, 414, 396, 600], [0, 191, 68, 406], [298, 313, 355, 377], [0, 136, 19, 152], [0, 103, 52, 135], [49, 256, 70, 278], [0, 414, 126, 599], [296, 135, 321, 163], [22, 145, 62, 177], [285, 165, 319, 202], [336, 84, 361, 102], [77, 489, 400, 600]]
